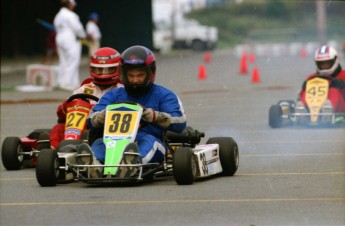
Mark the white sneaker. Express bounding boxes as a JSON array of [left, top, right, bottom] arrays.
[[117, 143, 141, 178], [321, 100, 333, 123], [295, 101, 308, 123], [90, 158, 102, 178], [76, 143, 93, 165], [76, 143, 102, 178]]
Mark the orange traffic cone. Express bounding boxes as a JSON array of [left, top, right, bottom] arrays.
[[204, 52, 211, 63], [240, 52, 248, 75], [300, 48, 307, 57], [249, 53, 256, 64], [198, 64, 207, 80], [251, 67, 261, 83]]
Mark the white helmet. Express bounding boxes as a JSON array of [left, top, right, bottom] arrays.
[[314, 45, 339, 76]]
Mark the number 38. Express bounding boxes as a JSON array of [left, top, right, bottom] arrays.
[[108, 113, 132, 133]]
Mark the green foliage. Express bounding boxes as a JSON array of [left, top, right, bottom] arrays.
[[265, 0, 289, 18], [186, 1, 345, 48]]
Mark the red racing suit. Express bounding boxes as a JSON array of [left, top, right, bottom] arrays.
[[299, 66, 345, 113], [49, 80, 122, 149]]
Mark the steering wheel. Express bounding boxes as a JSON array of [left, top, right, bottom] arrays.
[[313, 74, 334, 81], [112, 101, 143, 108], [66, 93, 99, 103], [313, 74, 345, 90]]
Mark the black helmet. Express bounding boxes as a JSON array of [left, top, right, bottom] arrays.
[[120, 45, 156, 96]]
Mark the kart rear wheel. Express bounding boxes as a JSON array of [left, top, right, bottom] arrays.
[[269, 104, 283, 128], [173, 147, 197, 185], [207, 137, 239, 176], [37, 133, 50, 150], [36, 149, 59, 187], [1, 137, 24, 170], [28, 129, 50, 139]]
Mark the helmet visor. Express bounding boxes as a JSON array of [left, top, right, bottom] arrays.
[[91, 66, 117, 75], [121, 67, 152, 85], [316, 59, 334, 70]]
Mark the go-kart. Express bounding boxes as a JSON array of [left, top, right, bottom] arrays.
[[1, 93, 98, 170], [1, 129, 51, 170], [36, 102, 239, 186], [269, 75, 345, 128]]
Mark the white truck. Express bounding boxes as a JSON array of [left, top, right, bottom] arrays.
[[153, 18, 218, 52], [172, 18, 218, 51], [152, 0, 218, 52]]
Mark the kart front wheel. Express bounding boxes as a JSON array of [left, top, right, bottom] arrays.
[[269, 104, 283, 128], [207, 137, 239, 176], [36, 149, 59, 187], [173, 147, 197, 185], [1, 137, 24, 170]]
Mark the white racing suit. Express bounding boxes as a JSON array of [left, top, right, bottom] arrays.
[[54, 7, 86, 91], [86, 21, 101, 56]]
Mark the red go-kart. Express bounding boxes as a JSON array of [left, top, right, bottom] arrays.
[[1, 93, 99, 170]]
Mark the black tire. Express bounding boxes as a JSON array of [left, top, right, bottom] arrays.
[[191, 39, 205, 51], [37, 133, 50, 150], [28, 129, 51, 139], [36, 149, 59, 187], [278, 100, 295, 113], [207, 137, 239, 176], [173, 147, 197, 185], [269, 104, 283, 128], [1, 137, 24, 170], [33, 129, 51, 134]]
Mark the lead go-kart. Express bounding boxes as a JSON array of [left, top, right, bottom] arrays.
[[269, 75, 345, 128], [1, 93, 98, 170], [36, 102, 239, 186]]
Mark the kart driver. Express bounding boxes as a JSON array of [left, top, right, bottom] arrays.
[[78, 45, 187, 176], [298, 45, 345, 113], [49, 47, 123, 149]]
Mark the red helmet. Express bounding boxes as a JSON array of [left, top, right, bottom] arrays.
[[120, 45, 156, 96], [90, 47, 121, 86], [314, 45, 339, 76]]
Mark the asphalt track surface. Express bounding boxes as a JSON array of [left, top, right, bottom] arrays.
[[1, 49, 344, 226]]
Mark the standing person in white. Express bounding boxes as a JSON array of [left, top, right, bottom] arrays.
[[86, 12, 102, 56], [54, 0, 86, 91]]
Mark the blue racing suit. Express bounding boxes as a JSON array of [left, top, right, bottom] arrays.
[[87, 84, 186, 164]]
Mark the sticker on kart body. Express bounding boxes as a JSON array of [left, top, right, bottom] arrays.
[[106, 141, 116, 148], [194, 145, 219, 177], [306, 77, 329, 122]]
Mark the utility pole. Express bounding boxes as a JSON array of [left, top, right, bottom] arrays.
[[316, 1, 326, 45]]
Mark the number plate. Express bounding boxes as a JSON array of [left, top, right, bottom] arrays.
[[103, 103, 143, 176], [104, 111, 139, 137], [305, 77, 329, 122], [66, 112, 88, 130]]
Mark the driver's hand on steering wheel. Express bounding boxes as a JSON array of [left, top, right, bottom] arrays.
[[91, 109, 106, 128], [142, 108, 156, 123]]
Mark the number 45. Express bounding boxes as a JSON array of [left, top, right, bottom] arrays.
[[307, 85, 327, 96]]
